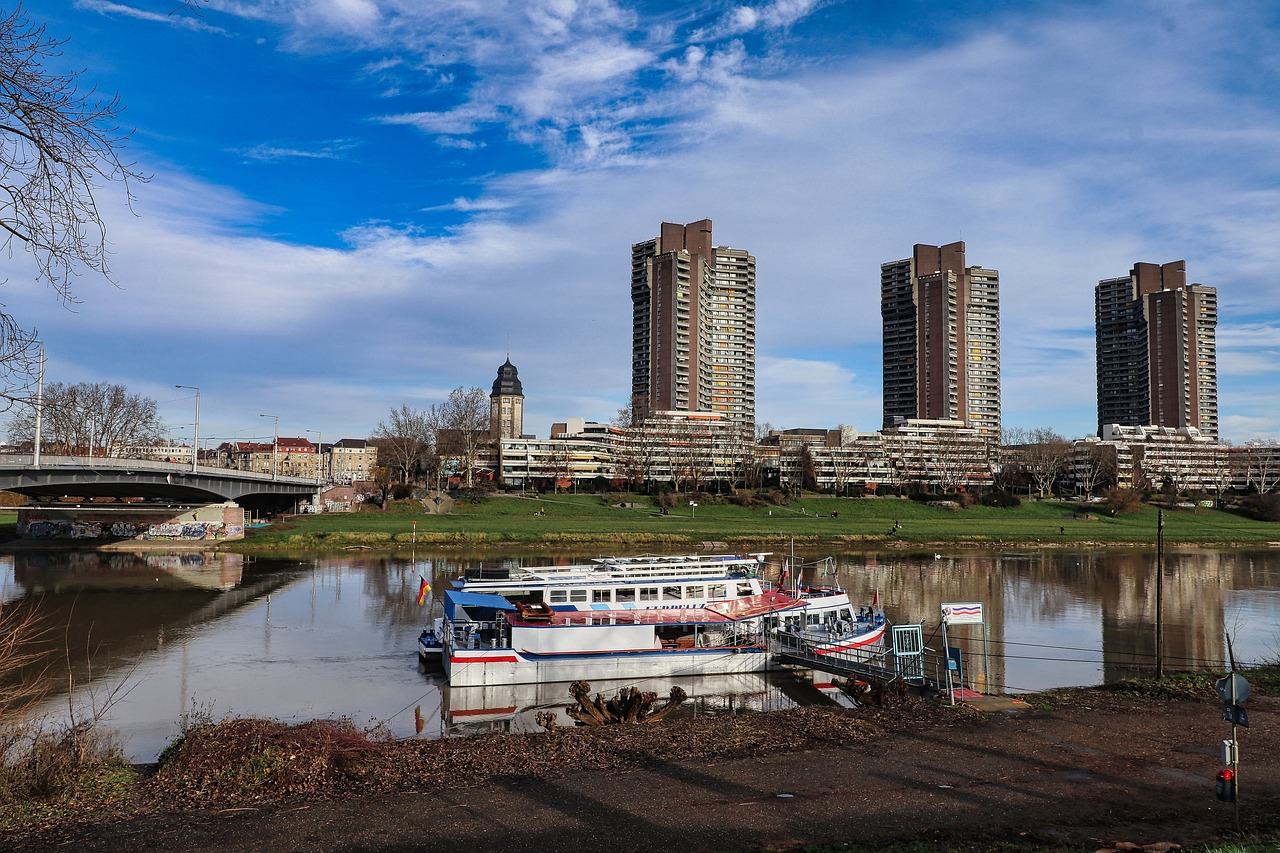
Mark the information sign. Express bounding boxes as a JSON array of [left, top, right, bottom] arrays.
[[941, 602, 983, 625], [1222, 703, 1250, 728]]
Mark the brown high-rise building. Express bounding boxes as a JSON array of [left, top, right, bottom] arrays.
[[630, 219, 755, 425], [1095, 261, 1218, 438], [880, 242, 1001, 436]]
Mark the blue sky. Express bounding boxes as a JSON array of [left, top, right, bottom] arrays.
[[6, 0, 1279, 448]]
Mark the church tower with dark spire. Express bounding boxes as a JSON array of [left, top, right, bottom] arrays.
[[490, 357, 524, 440]]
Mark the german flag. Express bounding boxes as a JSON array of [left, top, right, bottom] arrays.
[[417, 576, 430, 606]]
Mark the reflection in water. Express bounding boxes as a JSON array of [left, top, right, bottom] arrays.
[[2, 546, 1277, 762]]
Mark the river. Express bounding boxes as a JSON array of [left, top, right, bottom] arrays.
[[3, 546, 1278, 762]]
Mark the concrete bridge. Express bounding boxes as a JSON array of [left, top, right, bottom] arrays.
[[0, 455, 320, 514]]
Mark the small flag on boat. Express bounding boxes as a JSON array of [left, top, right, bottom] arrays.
[[414, 705, 424, 734], [779, 561, 789, 589], [416, 576, 430, 606], [872, 589, 880, 607]]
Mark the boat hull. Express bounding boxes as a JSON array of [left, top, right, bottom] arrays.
[[444, 644, 776, 687]]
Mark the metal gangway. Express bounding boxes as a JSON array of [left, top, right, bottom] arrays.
[[771, 623, 954, 698]]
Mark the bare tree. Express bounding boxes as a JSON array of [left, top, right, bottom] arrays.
[[436, 386, 489, 488], [609, 404, 643, 491], [1014, 428, 1072, 498], [6, 381, 163, 455], [1075, 442, 1117, 497], [0, 6, 146, 406], [548, 441, 572, 493], [1242, 440, 1280, 494], [370, 404, 435, 485]]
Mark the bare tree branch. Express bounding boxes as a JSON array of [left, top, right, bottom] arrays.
[[0, 5, 148, 401]]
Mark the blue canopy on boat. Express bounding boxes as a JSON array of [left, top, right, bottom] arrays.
[[444, 589, 517, 621]]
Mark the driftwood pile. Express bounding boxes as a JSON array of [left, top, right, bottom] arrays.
[[537, 680, 689, 730]]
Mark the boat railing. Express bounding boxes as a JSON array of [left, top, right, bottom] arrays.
[[446, 618, 511, 650]]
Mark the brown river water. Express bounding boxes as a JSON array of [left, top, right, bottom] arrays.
[[4, 547, 1277, 762]]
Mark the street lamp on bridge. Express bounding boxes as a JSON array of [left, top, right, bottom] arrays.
[[175, 385, 200, 473], [260, 413, 279, 480], [306, 429, 322, 486]]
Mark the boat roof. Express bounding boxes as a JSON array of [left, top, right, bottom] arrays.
[[455, 553, 771, 588], [443, 589, 518, 620], [508, 591, 804, 627]]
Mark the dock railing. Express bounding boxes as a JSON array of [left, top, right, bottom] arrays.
[[771, 627, 954, 697]]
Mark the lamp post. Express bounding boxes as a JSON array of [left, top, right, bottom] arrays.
[[260, 414, 278, 479], [33, 344, 43, 468], [306, 429, 322, 486], [176, 385, 200, 473]]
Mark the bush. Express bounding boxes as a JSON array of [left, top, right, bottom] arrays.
[[155, 718, 384, 804], [1240, 492, 1280, 522], [980, 490, 1022, 508], [1102, 487, 1145, 516]]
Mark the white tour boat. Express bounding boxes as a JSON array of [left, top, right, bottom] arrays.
[[419, 552, 887, 687]]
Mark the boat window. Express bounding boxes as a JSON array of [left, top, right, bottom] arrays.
[[616, 587, 636, 602], [549, 589, 568, 603], [736, 583, 753, 597], [569, 589, 588, 603], [662, 585, 682, 600], [640, 587, 658, 601], [708, 584, 727, 598], [592, 589, 611, 603], [686, 585, 705, 599], [839, 608, 852, 620]]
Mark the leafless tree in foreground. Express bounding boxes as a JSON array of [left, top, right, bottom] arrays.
[[0, 5, 146, 407]]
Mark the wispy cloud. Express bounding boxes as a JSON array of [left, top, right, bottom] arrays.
[[74, 0, 228, 33], [231, 139, 361, 161]]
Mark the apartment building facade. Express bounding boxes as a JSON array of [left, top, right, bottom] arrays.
[[631, 219, 756, 426], [881, 242, 1001, 438], [1095, 261, 1218, 438]]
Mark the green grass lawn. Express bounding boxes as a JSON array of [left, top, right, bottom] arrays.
[[233, 493, 1280, 552]]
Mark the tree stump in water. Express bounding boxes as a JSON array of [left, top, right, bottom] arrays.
[[834, 676, 908, 707]]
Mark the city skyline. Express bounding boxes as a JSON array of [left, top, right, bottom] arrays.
[[4, 2, 1278, 447]]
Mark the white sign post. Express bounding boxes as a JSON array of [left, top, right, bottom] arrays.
[[940, 602, 989, 703]]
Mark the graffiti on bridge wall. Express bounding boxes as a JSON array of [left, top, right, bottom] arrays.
[[19, 513, 230, 541]]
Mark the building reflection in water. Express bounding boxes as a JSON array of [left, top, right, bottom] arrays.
[[826, 547, 1280, 693]]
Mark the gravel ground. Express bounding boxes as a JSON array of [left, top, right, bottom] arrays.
[[5, 690, 1277, 852]]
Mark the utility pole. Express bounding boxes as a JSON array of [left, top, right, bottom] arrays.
[[1156, 509, 1164, 679]]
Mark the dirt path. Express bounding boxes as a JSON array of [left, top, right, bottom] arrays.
[[8, 694, 1278, 852]]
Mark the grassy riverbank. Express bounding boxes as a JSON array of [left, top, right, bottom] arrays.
[[227, 494, 1280, 553]]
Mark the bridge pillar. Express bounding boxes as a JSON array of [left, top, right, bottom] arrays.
[[16, 502, 246, 543]]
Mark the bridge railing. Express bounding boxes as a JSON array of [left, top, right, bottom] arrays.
[[0, 454, 317, 485]]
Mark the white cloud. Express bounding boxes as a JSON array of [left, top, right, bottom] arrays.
[[20, 1, 1280, 445]]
